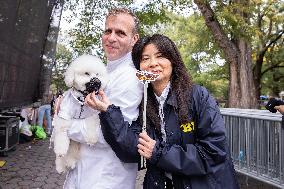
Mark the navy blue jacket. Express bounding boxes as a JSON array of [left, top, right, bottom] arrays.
[[100, 85, 239, 189]]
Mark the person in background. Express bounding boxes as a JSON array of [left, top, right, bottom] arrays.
[[265, 98, 284, 129], [62, 8, 143, 189], [275, 105, 284, 114], [52, 90, 62, 115], [37, 91, 53, 136], [19, 107, 34, 143], [275, 105, 284, 129], [87, 34, 239, 189]]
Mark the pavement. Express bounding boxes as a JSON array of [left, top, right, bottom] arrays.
[[0, 137, 278, 189], [0, 138, 145, 189]]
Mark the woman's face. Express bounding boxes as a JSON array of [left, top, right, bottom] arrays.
[[140, 44, 173, 84]]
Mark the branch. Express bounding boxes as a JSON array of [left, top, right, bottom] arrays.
[[267, 17, 272, 37], [274, 75, 284, 81], [261, 63, 284, 76], [258, 30, 284, 58], [267, 30, 284, 48], [193, 0, 239, 64], [257, 12, 264, 33]]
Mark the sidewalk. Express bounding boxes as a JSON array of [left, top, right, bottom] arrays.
[[0, 139, 145, 189], [1, 138, 277, 189]]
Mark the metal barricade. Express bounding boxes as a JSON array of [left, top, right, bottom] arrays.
[[220, 108, 283, 188]]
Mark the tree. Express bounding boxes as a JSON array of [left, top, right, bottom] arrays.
[[252, 1, 284, 97], [61, 0, 284, 108], [51, 44, 73, 93], [193, 0, 258, 108], [162, 12, 228, 98], [40, 0, 64, 98], [63, 0, 169, 57], [193, 0, 284, 108], [260, 39, 284, 96]]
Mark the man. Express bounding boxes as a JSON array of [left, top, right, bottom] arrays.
[[63, 8, 143, 188]]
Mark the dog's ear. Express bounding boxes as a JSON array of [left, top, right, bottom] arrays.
[[64, 65, 74, 87]]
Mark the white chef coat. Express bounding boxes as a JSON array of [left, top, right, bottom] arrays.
[[63, 52, 143, 189]]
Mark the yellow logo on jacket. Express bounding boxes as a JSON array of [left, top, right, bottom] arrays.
[[180, 122, 195, 133]]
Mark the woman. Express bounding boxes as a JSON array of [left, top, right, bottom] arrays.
[[86, 34, 239, 189]]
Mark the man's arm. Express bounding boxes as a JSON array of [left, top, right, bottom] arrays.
[[85, 66, 143, 161], [99, 105, 141, 162]]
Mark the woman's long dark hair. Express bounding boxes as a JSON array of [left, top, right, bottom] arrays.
[[132, 34, 194, 130]]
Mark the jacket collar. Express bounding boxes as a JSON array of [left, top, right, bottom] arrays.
[[166, 89, 178, 108]]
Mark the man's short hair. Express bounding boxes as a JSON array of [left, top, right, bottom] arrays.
[[107, 8, 140, 34]]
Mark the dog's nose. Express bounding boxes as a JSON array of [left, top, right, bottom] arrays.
[[85, 77, 101, 95]]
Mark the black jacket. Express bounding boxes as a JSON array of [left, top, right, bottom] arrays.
[[100, 85, 239, 189]]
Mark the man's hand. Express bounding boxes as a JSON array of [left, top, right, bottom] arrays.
[[137, 131, 156, 159], [275, 105, 284, 115], [85, 89, 111, 112]]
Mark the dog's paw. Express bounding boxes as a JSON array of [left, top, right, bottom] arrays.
[[65, 155, 78, 170], [55, 157, 66, 174], [56, 166, 66, 174], [54, 134, 70, 156], [54, 144, 69, 156], [69, 160, 76, 169], [55, 150, 68, 157]]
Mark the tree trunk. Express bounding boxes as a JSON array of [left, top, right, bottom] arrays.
[[237, 39, 258, 108], [254, 30, 284, 100], [254, 51, 264, 101], [194, 0, 258, 108], [271, 73, 280, 97], [40, 0, 64, 98]]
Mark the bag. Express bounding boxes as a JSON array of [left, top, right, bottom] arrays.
[[19, 133, 34, 143], [30, 125, 47, 139], [19, 123, 34, 144], [20, 124, 33, 136]]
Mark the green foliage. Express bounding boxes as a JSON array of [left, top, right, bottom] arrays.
[[51, 44, 73, 93], [162, 12, 228, 98], [194, 67, 229, 99], [251, 0, 284, 96], [261, 42, 284, 96], [63, 0, 112, 56], [59, 0, 284, 100], [262, 68, 284, 97], [63, 0, 173, 56], [214, 1, 255, 40]]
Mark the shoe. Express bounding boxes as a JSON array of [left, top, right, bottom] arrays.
[[46, 131, 51, 137]]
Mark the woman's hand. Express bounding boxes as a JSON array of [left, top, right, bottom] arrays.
[[85, 89, 111, 112], [137, 131, 156, 159]]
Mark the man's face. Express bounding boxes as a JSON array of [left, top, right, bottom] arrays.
[[102, 13, 139, 61]]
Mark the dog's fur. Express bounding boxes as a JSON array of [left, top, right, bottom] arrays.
[[51, 55, 108, 173]]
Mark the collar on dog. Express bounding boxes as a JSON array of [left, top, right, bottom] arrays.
[[71, 88, 85, 105], [70, 88, 85, 118]]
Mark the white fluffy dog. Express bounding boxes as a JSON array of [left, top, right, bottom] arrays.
[[52, 55, 108, 174]]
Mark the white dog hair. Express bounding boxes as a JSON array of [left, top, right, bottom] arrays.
[[51, 55, 108, 174]]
